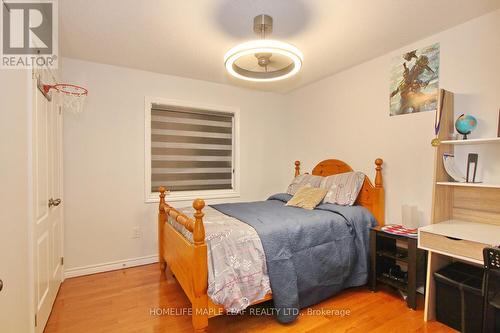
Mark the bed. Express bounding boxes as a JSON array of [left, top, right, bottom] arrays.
[[157, 158, 384, 332]]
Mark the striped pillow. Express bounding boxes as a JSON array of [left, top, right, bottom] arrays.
[[320, 172, 365, 206], [286, 174, 324, 195]]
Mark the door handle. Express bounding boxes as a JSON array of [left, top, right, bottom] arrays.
[[48, 198, 62, 208], [0, 279, 3, 292]]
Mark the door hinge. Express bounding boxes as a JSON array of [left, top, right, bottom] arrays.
[[60, 257, 64, 265], [35, 314, 37, 327]]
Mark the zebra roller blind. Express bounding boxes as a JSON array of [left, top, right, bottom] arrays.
[[151, 104, 234, 193]]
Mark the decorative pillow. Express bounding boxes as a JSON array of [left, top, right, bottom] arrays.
[[320, 171, 365, 206], [286, 174, 324, 195], [285, 186, 328, 210]]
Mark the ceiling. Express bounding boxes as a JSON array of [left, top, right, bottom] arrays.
[[60, 0, 500, 93]]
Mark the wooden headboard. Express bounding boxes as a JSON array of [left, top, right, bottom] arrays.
[[294, 158, 385, 226]]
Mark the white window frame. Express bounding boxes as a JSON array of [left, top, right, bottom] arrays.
[[144, 97, 240, 203]]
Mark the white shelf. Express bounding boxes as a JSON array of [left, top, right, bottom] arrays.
[[441, 137, 500, 145], [436, 182, 500, 188]]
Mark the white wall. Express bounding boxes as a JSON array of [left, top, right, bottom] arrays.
[[61, 58, 290, 273], [285, 9, 500, 226], [62, 9, 500, 274], [0, 71, 32, 332]]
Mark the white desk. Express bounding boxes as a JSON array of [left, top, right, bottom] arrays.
[[418, 220, 500, 321]]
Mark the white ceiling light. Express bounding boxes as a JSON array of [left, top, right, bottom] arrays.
[[224, 15, 303, 82]]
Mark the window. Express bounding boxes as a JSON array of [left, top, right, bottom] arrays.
[[145, 98, 239, 202]]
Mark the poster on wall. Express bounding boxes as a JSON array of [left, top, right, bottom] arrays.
[[389, 43, 440, 116]]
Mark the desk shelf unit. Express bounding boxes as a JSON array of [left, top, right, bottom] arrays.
[[420, 89, 500, 322]]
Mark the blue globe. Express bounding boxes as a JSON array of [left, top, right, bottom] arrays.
[[455, 114, 477, 139]]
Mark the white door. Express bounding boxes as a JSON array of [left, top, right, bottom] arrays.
[[32, 76, 64, 333]]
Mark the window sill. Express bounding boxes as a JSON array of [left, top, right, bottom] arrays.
[[145, 189, 240, 203]]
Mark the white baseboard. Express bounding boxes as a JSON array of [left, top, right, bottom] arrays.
[[64, 254, 159, 279]]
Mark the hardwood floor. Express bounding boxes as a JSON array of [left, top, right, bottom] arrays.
[[45, 264, 456, 333]]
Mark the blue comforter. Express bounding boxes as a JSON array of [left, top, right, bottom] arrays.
[[211, 193, 377, 323]]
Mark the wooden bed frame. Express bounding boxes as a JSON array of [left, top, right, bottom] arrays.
[[157, 158, 384, 332]]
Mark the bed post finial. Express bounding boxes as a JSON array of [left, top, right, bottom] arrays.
[[294, 160, 300, 177], [193, 199, 206, 246], [375, 158, 383, 188], [159, 186, 166, 211]]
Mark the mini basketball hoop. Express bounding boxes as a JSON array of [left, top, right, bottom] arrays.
[[43, 83, 88, 114]]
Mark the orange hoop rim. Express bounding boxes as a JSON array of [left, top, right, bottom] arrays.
[[43, 83, 88, 97]]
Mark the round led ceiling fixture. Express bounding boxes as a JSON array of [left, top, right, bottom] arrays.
[[224, 15, 303, 82]]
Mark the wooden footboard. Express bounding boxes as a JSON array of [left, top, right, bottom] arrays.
[[158, 187, 209, 332]]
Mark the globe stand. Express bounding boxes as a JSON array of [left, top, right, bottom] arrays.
[[459, 131, 471, 140]]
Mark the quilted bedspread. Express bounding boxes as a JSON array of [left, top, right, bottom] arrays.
[[212, 193, 376, 323], [169, 193, 376, 323]]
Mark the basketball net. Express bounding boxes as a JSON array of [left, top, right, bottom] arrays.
[[43, 83, 88, 114]]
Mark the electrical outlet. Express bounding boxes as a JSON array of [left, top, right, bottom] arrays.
[[132, 226, 141, 239]]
